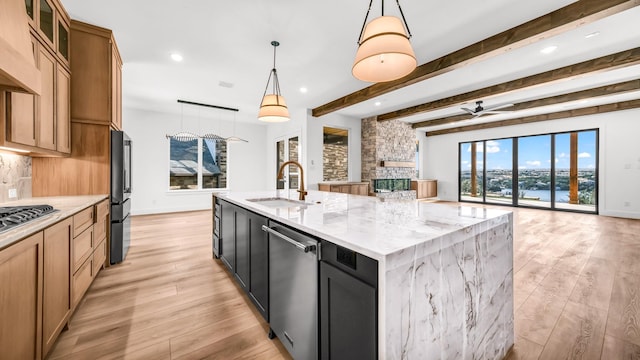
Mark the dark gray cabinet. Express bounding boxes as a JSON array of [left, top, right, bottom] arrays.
[[234, 209, 249, 289], [248, 212, 269, 318], [320, 242, 377, 360], [217, 199, 269, 321], [220, 200, 235, 271]]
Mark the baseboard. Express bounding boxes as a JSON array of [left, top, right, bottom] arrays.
[[132, 205, 211, 216], [599, 209, 640, 219]]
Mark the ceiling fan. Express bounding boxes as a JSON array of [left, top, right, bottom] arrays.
[[461, 101, 514, 118]]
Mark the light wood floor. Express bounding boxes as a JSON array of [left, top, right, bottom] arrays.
[[48, 207, 640, 359]]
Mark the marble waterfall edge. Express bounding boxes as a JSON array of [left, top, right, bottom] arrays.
[[383, 212, 514, 359]]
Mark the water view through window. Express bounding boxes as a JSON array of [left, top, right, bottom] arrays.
[[459, 129, 597, 213]]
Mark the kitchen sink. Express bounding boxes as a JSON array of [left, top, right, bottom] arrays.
[[247, 197, 316, 208]]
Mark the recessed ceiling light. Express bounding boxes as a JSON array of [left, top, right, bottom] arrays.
[[299, 87, 308, 93], [540, 45, 558, 55], [171, 53, 183, 62], [374, 101, 381, 106], [585, 31, 600, 39]]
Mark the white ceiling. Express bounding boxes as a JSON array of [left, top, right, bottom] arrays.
[[60, 0, 640, 130]]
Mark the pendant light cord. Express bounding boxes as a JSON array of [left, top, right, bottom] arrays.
[[395, 0, 412, 38], [261, 42, 283, 105], [356, 0, 412, 43]]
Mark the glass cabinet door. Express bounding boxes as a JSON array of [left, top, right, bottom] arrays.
[[39, 0, 55, 45], [25, 0, 35, 21], [57, 20, 69, 62]]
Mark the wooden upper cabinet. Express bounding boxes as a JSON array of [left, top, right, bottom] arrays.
[[36, 46, 56, 151], [56, 67, 70, 153], [70, 20, 123, 130], [37, 0, 55, 49]]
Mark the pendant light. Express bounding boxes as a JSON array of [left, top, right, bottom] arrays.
[[226, 111, 249, 143], [258, 41, 290, 122], [352, 0, 417, 83], [166, 102, 198, 142]]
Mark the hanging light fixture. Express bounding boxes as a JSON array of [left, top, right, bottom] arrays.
[[226, 111, 249, 143], [352, 0, 417, 83], [166, 102, 199, 142], [258, 41, 290, 122]]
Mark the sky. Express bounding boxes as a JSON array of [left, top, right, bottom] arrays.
[[460, 130, 597, 170]]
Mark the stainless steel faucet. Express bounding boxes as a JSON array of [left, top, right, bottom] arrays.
[[277, 160, 308, 201]]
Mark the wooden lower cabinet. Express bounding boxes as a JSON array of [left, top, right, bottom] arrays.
[[0, 232, 44, 360], [318, 182, 369, 196], [43, 217, 72, 356], [411, 179, 437, 199]]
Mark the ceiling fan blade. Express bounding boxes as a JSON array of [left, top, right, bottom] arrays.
[[461, 107, 475, 115], [484, 103, 514, 111], [483, 110, 512, 114]]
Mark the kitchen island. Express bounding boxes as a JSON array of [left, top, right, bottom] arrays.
[[215, 190, 514, 359]]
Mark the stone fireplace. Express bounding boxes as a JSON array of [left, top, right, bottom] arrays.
[[361, 117, 417, 200]]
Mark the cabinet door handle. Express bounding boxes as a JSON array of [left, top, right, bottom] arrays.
[[261, 225, 316, 253]]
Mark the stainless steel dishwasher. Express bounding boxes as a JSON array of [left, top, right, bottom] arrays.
[[263, 221, 318, 360]]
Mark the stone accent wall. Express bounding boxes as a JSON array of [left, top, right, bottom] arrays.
[[323, 143, 348, 181], [0, 153, 32, 202], [361, 116, 416, 184]]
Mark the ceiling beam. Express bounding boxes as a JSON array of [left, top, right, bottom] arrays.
[[424, 99, 640, 136], [311, 0, 640, 117], [411, 79, 640, 129], [380, 47, 640, 121]]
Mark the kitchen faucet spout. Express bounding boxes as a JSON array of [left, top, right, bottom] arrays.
[[277, 160, 307, 201]]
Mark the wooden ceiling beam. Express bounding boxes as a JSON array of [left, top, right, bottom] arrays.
[[380, 47, 640, 121], [424, 99, 640, 136], [411, 79, 640, 129], [311, 0, 640, 117]]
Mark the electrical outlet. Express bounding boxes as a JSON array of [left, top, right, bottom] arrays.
[[624, 163, 632, 169], [8, 189, 17, 199], [624, 201, 631, 207]]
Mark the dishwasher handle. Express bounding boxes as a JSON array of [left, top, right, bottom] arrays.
[[262, 225, 316, 253]]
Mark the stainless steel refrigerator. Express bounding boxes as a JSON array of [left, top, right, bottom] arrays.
[[111, 130, 132, 264]]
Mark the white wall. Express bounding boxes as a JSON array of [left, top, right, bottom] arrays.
[[421, 108, 640, 219], [306, 110, 361, 189], [123, 107, 268, 215], [264, 109, 362, 191]]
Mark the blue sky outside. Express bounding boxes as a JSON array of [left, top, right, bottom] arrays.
[[460, 130, 597, 171]]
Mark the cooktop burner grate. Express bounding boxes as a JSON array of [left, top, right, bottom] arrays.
[[0, 205, 57, 233]]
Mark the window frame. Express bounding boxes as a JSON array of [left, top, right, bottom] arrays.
[[167, 137, 229, 192]]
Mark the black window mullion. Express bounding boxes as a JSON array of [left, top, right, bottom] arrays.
[[483, 141, 487, 203], [550, 134, 556, 209], [512, 137, 518, 207]]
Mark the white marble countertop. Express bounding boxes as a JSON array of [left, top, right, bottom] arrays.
[[0, 195, 108, 251], [217, 190, 511, 260]]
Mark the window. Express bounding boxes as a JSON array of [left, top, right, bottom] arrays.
[[276, 135, 300, 189], [169, 137, 227, 190], [323, 127, 348, 181], [459, 129, 597, 213]]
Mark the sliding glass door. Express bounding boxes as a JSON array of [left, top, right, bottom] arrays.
[[458, 129, 598, 214], [485, 139, 514, 205], [518, 135, 551, 208], [459, 142, 484, 203]]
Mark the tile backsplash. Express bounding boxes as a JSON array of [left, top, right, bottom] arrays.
[[0, 153, 32, 202]]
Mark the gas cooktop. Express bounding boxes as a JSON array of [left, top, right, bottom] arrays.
[[0, 205, 57, 233]]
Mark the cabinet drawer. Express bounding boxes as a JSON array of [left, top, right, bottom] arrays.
[[73, 207, 94, 237], [320, 241, 378, 287], [72, 256, 93, 306], [73, 227, 92, 272], [92, 239, 106, 276], [95, 199, 109, 221]]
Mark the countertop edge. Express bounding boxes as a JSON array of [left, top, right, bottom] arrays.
[[0, 195, 109, 251]]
